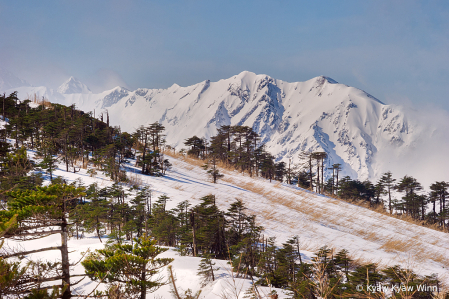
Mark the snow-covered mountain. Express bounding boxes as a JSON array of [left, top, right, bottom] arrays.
[[0, 70, 431, 182], [52, 71, 415, 180], [57, 76, 91, 94]]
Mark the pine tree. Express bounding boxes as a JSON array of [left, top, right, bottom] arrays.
[[1, 146, 38, 192], [429, 181, 449, 227], [197, 253, 218, 287], [173, 200, 192, 256], [82, 183, 109, 242], [130, 186, 152, 236], [396, 175, 423, 219], [184, 136, 205, 158], [226, 199, 252, 246], [192, 195, 226, 258], [82, 234, 173, 299], [0, 184, 86, 299], [203, 154, 224, 183], [36, 142, 59, 182], [374, 180, 386, 206], [380, 171, 396, 215]]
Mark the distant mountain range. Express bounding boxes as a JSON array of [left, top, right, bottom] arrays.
[[0, 69, 429, 182]]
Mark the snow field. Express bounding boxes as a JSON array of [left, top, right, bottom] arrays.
[[4, 148, 449, 298]]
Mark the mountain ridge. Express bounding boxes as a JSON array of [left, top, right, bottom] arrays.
[[0, 70, 420, 182]]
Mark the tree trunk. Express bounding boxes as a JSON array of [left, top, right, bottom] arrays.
[[388, 187, 392, 215], [191, 211, 197, 257], [336, 170, 339, 195], [141, 133, 148, 174], [332, 167, 335, 195], [140, 267, 146, 299], [321, 157, 324, 194], [309, 155, 313, 190], [61, 202, 71, 299], [65, 134, 69, 172]]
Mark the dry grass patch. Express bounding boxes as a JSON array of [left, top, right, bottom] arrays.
[[126, 172, 144, 187], [260, 208, 278, 222], [224, 178, 266, 195], [380, 238, 415, 253], [172, 184, 184, 191], [355, 229, 383, 244], [429, 252, 449, 267], [273, 181, 282, 188]]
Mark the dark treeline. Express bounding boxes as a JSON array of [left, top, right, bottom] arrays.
[[184, 125, 281, 180], [183, 125, 448, 230], [0, 92, 170, 192]]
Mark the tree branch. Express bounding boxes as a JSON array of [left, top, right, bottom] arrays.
[[1, 246, 62, 258], [4, 230, 62, 238]]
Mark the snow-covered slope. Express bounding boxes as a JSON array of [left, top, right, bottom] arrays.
[[5, 150, 449, 297], [0, 70, 434, 182], [57, 76, 91, 94]]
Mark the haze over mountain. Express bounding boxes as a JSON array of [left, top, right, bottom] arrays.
[[0, 68, 30, 91], [1, 70, 446, 185]]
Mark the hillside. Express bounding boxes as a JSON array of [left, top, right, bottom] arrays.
[[5, 148, 448, 295]]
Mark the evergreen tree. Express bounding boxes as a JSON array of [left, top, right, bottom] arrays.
[[203, 154, 224, 184], [184, 136, 205, 158], [298, 151, 314, 190], [396, 175, 423, 219], [380, 171, 396, 215], [173, 200, 192, 256], [82, 234, 173, 299], [429, 181, 449, 227], [82, 183, 109, 242], [35, 140, 59, 182], [0, 184, 85, 299], [274, 161, 286, 182], [130, 186, 152, 236], [193, 195, 226, 258], [197, 253, 218, 287]]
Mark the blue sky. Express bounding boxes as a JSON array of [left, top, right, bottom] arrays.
[[1, 0, 449, 110]]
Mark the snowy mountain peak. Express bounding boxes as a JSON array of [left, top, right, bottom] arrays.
[[100, 86, 130, 109], [319, 75, 338, 84], [310, 75, 338, 87], [57, 76, 91, 94]]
